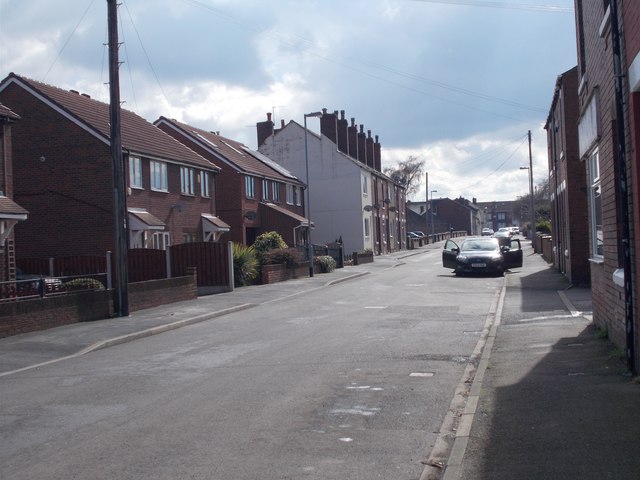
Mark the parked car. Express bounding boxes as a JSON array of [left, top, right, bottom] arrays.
[[15, 268, 64, 296], [442, 236, 523, 276], [510, 226, 520, 235], [410, 231, 426, 238], [481, 227, 494, 236], [493, 229, 512, 246]]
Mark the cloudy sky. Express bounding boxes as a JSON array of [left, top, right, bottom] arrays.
[[0, 0, 577, 202]]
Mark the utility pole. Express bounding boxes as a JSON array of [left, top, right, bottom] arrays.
[[108, 0, 129, 317], [528, 130, 535, 242]]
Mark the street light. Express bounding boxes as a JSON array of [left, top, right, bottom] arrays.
[[304, 111, 323, 277], [430, 189, 437, 243], [520, 166, 534, 241]]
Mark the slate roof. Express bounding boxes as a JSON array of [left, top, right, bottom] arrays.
[[155, 117, 303, 185], [0, 73, 217, 171]]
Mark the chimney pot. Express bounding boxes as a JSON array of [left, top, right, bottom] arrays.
[[375, 135, 379, 142], [341, 110, 345, 120], [359, 125, 364, 133], [351, 118, 356, 127], [322, 108, 327, 114], [267, 112, 272, 121], [367, 129, 371, 138], [281, 119, 285, 128]]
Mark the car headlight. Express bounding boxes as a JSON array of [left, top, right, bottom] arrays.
[[457, 254, 469, 263]]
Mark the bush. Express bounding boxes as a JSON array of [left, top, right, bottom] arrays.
[[264, 248, 304, 266], [64, 278, 105, 290], [252, 231, 288, 264], [314, 255, 336, 273], [536, 219, 551, 234], [232, 243, 259, 287]]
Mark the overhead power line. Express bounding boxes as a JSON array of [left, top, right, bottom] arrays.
[[410, 0, 573, 13]]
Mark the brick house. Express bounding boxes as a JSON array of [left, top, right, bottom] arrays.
[[154, 117, 308, 247], [407, 197, 480, 236], [0, 73, 225, 259], [0, 103, 28, 281], [544, 66, 590, 286], [572, 1, 640, 370], [474, 200, 522, 233], [256, 110, 406, 256]]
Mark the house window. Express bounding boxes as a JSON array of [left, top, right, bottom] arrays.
[[180, 167, 195, 195], [589, 148, 603, 257], [272, 182, 280, 202], [286, 184, 294, 204], [245, 176, 256, 199], [361, 173, 368, 195], [296, 186, 302, 206], [364, 217, 370, 238], [201, 171, 210, 197], [262, 179, 269, 201], [150, 161, 168, 192], [129, 156, 142, 189], [183, 233, 197, 243], [152, 232, 171, 250]]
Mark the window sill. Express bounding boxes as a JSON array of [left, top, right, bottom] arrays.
[[151, 188, 168, 193], [588, 257, 604, 265]]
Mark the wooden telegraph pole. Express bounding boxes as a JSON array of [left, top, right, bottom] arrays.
[[107, 0, 129, 316]]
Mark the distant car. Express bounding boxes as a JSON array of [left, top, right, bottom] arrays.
[[493, 229, 512, 246], [16, 268, 64, 296], [410, 231, 426, 238], [481, 228, 494, 236], [510, 226, 520, 235], [407, 231, 423, 239], [442, 236, 523, 276]]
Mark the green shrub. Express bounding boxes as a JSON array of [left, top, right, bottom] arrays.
[[264, 248, 304, 266], [536, 219, 551, 234], [232, 243, 259, 287], [64, 278, 105, 290], [252, 231, 288, 264], [314, 255, 336, 273]]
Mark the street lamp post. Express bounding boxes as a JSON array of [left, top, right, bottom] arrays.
[[520, 166, 534, 241], [430, 189, 437, 243], [304, 111, 323, 277]]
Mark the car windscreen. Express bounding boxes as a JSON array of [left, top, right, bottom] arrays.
[[460, 239, 499, 252]]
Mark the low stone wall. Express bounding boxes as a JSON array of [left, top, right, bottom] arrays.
[[0, 272, 197, 338], [353, 251, 374, 265], [261, 262, 312, 284]]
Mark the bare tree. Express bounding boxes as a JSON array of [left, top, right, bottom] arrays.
[[383, 155, 425, 198]]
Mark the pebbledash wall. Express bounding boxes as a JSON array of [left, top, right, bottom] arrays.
[[0, 271, 197, 338]]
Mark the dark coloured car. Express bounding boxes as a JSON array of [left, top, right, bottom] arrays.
[[492, 229, 511, 246], [442, 237, 523, 276]]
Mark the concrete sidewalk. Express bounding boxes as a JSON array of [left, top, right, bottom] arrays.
[[441, 241, 640, 480], [0, 244, 441, 377]]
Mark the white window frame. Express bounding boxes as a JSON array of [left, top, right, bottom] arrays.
[[361, 173, 368, 195], [262, 179, 270, 201], [200, 171, 210, 197], [150, 161, 168, 192], [272, 181, 280, 202], [286, 184, 294, 205], [180, 166, 195, 195], [152, 231, 171, 250], [364, 217, 370, 238], [589, 148, 603, 258], [245, 176, 256, 199], [129, 156, 142, 189], [295, 186, 302, 206]]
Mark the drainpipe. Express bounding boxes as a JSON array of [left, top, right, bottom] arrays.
[[610, 0, 635, 374]]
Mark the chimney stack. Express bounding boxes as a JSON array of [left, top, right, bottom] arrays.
[[348, 118, 359, 160], [337, 110, 348, 154], [357, 125, 367, 165], [366, 130, 374, 168], [256, 112, 274, 147], [374, 135, 381, 172], [319, 108, 338, 144]]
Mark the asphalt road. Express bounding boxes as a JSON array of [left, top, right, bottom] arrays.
[[1, 248, 508, 480]]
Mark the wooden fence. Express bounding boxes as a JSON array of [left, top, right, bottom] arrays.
[[17, 242, 232, 292]]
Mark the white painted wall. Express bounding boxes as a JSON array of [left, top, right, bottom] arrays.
[[260, 122, 371, 254]]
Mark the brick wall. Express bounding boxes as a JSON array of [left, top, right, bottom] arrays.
[[576, 1, 628, 354], [0, 274, 197, 338]]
